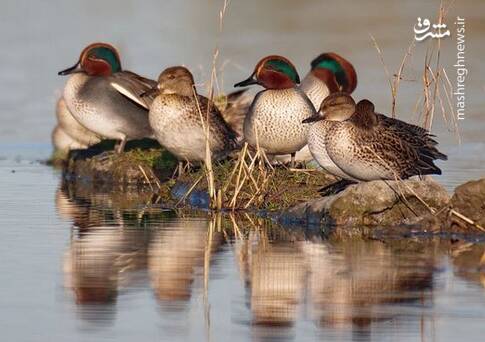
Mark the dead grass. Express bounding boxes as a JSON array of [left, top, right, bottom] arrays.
[[368, 1, 482, 231], [370, 1, 459, 140], [177, 153, 335, 211]]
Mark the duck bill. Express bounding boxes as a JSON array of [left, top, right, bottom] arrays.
[[58, 61, 82, 76], [140, 87, 159, 98], [302, 114, 323, 124], [234, 73, 258, 87]]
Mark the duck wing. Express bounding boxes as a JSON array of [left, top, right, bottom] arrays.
[[362, 116, 445, 178], [339, 101, 446, 179], [196, 95, 238, 149], [110, 71, 157, 109], [376, 114, 447, 161]]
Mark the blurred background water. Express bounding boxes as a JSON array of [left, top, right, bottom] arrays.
[[0, 0, 484, 341]]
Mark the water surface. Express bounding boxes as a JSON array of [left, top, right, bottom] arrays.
[[2, 161, 485, 341], [1, 0, 485, 341]]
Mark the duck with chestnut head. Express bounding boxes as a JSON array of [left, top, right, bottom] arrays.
[[300, 52, 357, 109], [271, 52, 357, 165], [114, 66, 238, 166], [234, 55, 315, 166], [58, 42, 155, 152], [303, 93, 447, 194]]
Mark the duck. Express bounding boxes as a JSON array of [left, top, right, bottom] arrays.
[[213, 89, 252, 138], [55, 97, 101, 147], [51, 125, 87, 152], [112, 66, 237, 167], [234, 55, 315, 166], [58, 42, 155, 153], [272, 52, 358, 165], [303, 92, 447, 194], [300, 52, 357, 109], [112, 76, 251, 140]]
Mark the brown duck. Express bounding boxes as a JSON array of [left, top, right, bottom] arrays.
[[304, 93, 447, 192]]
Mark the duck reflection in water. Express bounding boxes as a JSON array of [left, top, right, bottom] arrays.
[[63, 225, 147, 305], [304, 239, 436, 330], [236, 227, 306, 326], [57, 182, 439, 333], [148, 218, 223, 304], [235, 219, 436, 332], [451, 241, 485, 289], [58, 182, 151, 307], [58, 181, 224, 310]]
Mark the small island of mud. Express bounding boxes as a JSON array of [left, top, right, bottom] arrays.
[[50, 140, 485, 237]]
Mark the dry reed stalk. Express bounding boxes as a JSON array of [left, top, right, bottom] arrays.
[[194, 0, 231, 210], [442, 68, 461, 143], [229, 213, 244, 240], [222, 143, 248, 192], [419, 2, 459, 136], [223, 139, 274, 210], [138, 165, 154, 192], [391, 40, 415, 117], [370, 34, 394, 115], [216, 189, 222, 211], [370, 1, 458, 138], [371, 35, 416, 118], [145, 166, 162, 190], [203, 216, 215, 340], [289, 168, 318, 173], [175, 174, 204, 207], [449, 209, 485, 233]]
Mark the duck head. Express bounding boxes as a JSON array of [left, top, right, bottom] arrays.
[[310, 53, 357, 94], [302, 92, 355, 123], [234, 55, 300, 90], [355, 99, 375, 115], [58, 42, 122, 77], [142, 66, 196, 98]]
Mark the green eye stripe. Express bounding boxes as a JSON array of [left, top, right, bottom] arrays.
[[265, 60, 298, 83], [316, 59, 348, 88], [316, 59, 343, 74], [91, 47, 121, 72]]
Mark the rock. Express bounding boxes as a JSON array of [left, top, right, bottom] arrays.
[[280, 178, 450, 226], [63, 140, 177, 188], [449, 178, 485, 228]]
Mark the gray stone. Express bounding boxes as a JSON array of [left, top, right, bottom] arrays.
[[281, 178, 450, 226], [449, 178, 485, 228]]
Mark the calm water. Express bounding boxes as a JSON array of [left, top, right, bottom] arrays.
[[1, 0, 485, 341], [2, 159, 485, 341]]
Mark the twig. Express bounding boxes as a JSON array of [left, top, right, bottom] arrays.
[[138, 165, 154, 192], [175, 174, 204, 207], [450, 209, 485, 233]]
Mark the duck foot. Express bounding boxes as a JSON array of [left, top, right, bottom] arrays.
[[115, 135, 128, 153], [319, 179, 356, 197], [290, 152, 296, 168]]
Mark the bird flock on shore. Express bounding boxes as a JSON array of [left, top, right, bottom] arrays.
[[54, 42, 447, 194]]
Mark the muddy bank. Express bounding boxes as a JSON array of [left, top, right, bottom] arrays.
[[55, 139, 177, 189], [53, 143, 485, 232], [55, 141, 337, 210]]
